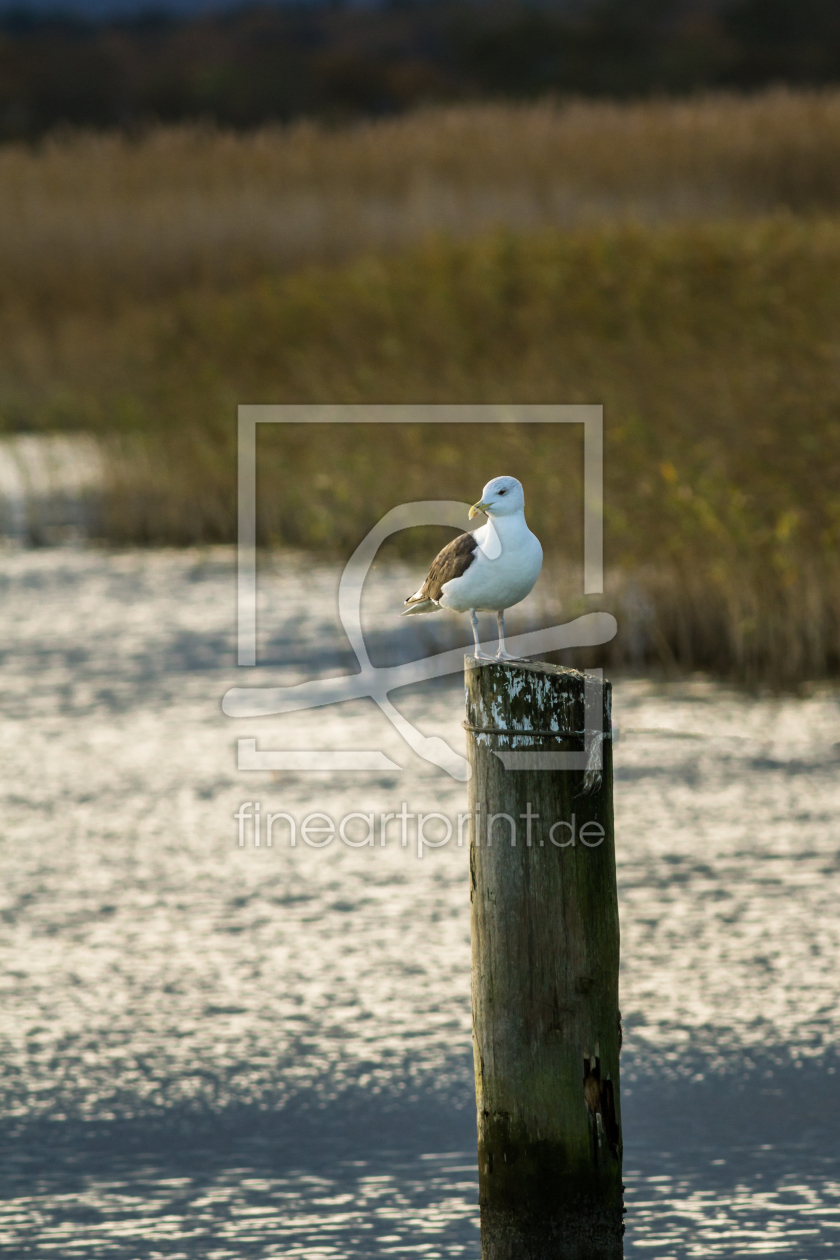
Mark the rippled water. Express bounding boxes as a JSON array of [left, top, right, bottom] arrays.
[[2, 547, 840, 1257]]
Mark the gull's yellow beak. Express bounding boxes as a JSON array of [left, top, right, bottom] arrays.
[[469, 499, 490, 520]]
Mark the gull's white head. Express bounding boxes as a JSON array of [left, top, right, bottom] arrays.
[[468, 475, 525, 520]]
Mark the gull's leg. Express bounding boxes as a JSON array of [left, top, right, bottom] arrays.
[[471, 610, 493, 660], [495, 609, 519, 660]]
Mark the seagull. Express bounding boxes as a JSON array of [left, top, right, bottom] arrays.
[[402, 475, 543, 660]]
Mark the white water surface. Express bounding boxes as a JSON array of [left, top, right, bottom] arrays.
[[2, 547, 840, 1257]]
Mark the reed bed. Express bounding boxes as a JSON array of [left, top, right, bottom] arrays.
[[19, 217, 835, 685], [4, 88, 840, 315], [3, 92, 840, 682]]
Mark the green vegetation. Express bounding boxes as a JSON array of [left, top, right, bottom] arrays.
[[3, 93, 840, 681]]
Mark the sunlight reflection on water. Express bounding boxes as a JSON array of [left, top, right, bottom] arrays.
[[2, 548, 840, 1257]]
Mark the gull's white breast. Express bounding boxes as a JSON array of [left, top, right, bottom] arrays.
[[439, 518, 543, 613]]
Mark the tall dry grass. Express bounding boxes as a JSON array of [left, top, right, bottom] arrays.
[[4, 91, 840, 682], [81, 219, 840, 683], [4, 88, 840, 316]]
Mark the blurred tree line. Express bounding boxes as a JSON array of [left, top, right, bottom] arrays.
[[1, 0, 840, 137]]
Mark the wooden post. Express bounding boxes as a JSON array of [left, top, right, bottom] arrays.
[[465, 658, 623, 1260]]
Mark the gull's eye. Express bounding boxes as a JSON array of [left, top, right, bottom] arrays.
[[498, 489, 507, 495]]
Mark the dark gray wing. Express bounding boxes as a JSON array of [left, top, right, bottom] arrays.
[[405, 531, 478, 605]]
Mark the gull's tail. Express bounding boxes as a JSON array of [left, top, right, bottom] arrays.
[[402, 597, 440, 616]]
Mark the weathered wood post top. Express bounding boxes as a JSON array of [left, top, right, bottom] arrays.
[[465, 656, 623, 1260]]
